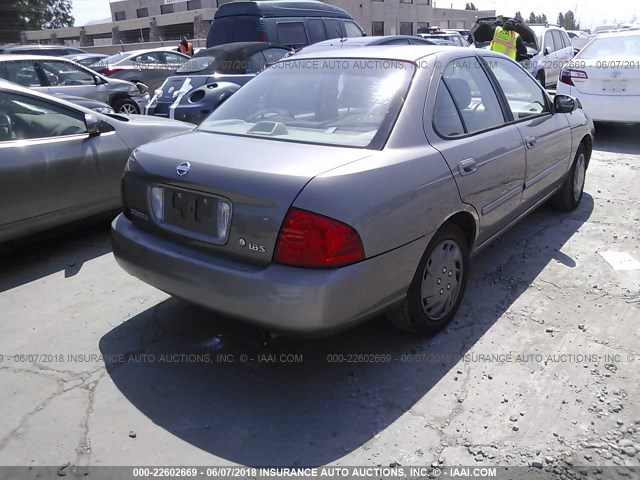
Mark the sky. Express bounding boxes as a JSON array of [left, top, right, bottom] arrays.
[[70, 0, 639, 29]]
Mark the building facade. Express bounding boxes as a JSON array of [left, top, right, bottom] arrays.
[[20, 0, 494, 48]]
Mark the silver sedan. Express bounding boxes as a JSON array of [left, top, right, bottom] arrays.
[[112, 46, 594, 336], [0, 82, 194, 243]]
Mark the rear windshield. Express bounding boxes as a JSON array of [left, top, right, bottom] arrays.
[[99, 53, 128, 65], [578, 35, 640, 59], [199, 58, 415, 148], [208, 17, 260, 46]]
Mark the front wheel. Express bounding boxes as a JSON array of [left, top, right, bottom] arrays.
[[113, 98, 140, 115], [550, 144, 587, 211], [387, 224, 470, 335]]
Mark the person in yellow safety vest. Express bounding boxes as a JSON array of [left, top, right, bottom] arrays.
[[177, 37, 194, 57], [489, 18, 527, 60]]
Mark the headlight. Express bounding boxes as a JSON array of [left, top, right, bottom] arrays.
[[136, 83, 149, 95], [149, 186, 164, 222]]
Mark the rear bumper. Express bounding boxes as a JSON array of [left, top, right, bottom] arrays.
[[111, 214, 424, 335], [556, 84, 640, 123]]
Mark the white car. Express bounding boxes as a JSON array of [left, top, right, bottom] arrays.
[[556, 30, 640, 123], [526, 25, 574, 87]]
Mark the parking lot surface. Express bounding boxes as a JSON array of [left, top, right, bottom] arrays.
[[0, 125, 639, 474]]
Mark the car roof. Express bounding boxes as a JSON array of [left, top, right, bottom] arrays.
[[0, 54, 75, 62], [287, 44, 468, 62], [214, 0, 352, 18], [305, 35, 427, 47], [595, 29, 640, 39]]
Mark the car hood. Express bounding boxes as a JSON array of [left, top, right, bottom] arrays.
[[471, 17, 538, 49]]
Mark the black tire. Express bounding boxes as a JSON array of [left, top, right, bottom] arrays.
[[536, 70, 546, 88], [387, 224, 470, 335], [112, 98, 140, 114], [551, 144, 587, 211]]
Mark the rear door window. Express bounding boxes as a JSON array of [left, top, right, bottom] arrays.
[[324, 19, 343, 39], [0, 61, 46, 87], [307, 18, 327, 43], [276, 22, 308, 47]]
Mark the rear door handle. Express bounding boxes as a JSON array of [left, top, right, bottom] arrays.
[[458, 158, 477, 176], [525, 136, 537, 148]]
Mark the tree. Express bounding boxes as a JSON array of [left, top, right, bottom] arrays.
[[465, 2, 478, 10], [0, 0, 74, 44], [527, 12, 549, 24], [514, 11, 523, 21], [558, 10, 580, 30]]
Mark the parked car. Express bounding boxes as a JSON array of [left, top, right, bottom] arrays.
[[557, 30, 640, 123], [112, 45, 594, 336], [65, 53, 109, 69], [0, 81, 193, 243], [472, 17, 574, 87], [146, 42, 291, 124], [206, 0, 364, 49], [91, 49, 190, 91], [0, 44, 86, 56], [417, 32, 470, 47], [0, 55, 150, 114], [299, 35, 443, 53]]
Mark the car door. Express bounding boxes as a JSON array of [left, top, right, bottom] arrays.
[[0, 90, 129, 239], [425, 56, 526, 244], [38, 59, 110, 103], [483, 56, 572, 208]]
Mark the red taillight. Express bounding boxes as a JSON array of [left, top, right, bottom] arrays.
[[274, 208, 365, 268], [560, 68, 588, 86], [99, 67, 122, 77]]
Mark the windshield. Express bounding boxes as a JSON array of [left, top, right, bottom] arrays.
[[98, 53, 128, 66], [198, 58, 415, 148], [579, 35, 640, 59]]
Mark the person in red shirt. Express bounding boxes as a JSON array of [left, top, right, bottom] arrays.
[[177, 37, 194, 57]]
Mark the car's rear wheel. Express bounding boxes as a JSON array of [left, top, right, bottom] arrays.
[[113, 98, 139, 114], [551, 144, 587, 211], [536, 70, 546, 87], [387, 224, 469, 335]]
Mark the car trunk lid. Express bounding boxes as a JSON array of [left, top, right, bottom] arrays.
[[566, 58, 640, 95], [123, 131, 372, 265]]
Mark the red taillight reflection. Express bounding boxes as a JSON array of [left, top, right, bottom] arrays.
[[560, 68, 588, 86], [100, 67, 122, 77], [274, 208, 365, 268]]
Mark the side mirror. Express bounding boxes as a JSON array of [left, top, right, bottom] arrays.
[[85, 113, 100, 135], [93, 75, 106, 85], [543, 47, 550, 55], [554, 94, 577, 114]]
